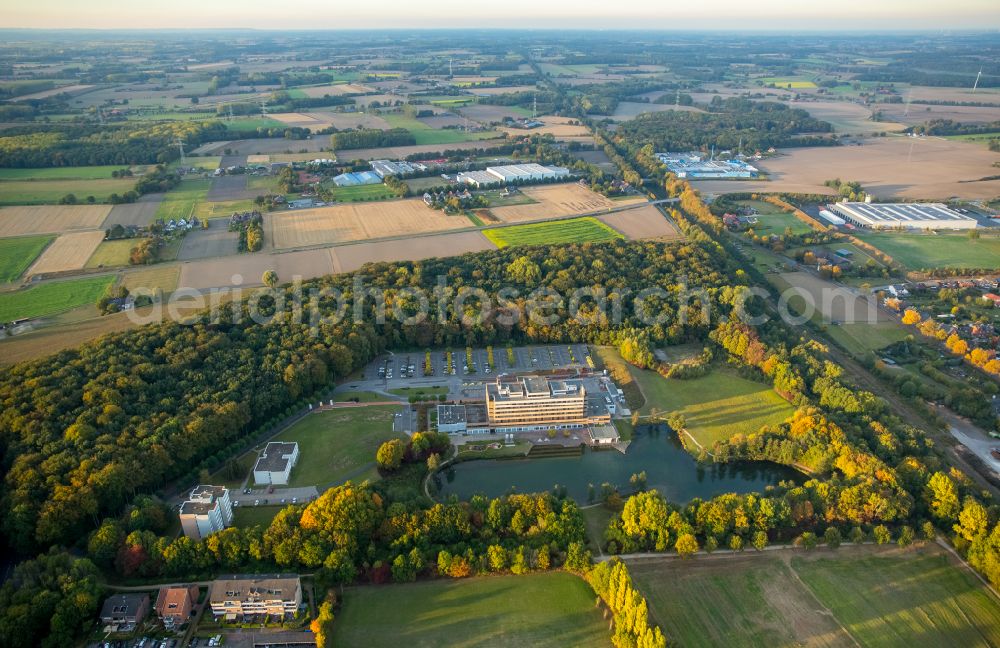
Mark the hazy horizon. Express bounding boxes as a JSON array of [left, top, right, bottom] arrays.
[[5, 0, 1000, 31]]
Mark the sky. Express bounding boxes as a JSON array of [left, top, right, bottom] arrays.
[[3, 0, 1000, 30]]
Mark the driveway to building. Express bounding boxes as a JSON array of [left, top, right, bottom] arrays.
[[231, 485, 318, 507]]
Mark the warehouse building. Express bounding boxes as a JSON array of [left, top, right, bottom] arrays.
[[456, 170, 499, 187], [655, 152, 758, 179], [332, 170, 382, 187], [486, 164, 570, 184], [370, 159, 426, 178], [831, 202, 977, 231]]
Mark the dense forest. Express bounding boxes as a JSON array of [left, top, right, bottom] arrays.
[[0, 121, 226, 167], [615, 98, 836, 153]]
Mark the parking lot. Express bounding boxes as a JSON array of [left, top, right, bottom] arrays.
[[361, 343, 594, 385]]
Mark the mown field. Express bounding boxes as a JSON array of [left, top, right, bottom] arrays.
[[630, 365, 795, 448], [85, 239, 135, 268], [0, 178, 138, 205], [381, 113, 499, 146], [268, 405, 405, 488], [331, 183, 396, 202], [0, 235, 52, 282], [854, 231, 1000, 269], [231, 505, 281, 530], [333, 572, 610, 648], [483, 217, 623, 249], [0, 275, 113, 321], [0, 165, 134, 180], [738, 199, 813, 235], [631, 544, 1000, 648], [824, 322, 910, 355]]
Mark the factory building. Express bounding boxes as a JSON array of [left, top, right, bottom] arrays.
[[655, 152, 758, 179]]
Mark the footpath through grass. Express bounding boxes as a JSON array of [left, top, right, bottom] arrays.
[[268, 405, 405, 488], [0, 235, 52, 282], [0, 275, 113, 321], [484, 217, 623, 249], [333, 572, 610, 648]]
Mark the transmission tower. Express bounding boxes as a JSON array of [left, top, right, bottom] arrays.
[[174, 138, 186, 167], [972, 67, 983, 93], [532, 94, 537, 118]]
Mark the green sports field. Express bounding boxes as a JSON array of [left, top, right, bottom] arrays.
[[631, 544, 1000, 648], [484, 217, 623, 249], [0, 275, 114, 321], [854, 231, 1000, 269], [333, 572, 610, 648], [0, 235, 52, 283], [267, 405, 405, 488], [382, 113, 499, 146], [630, 365, 795, 448]]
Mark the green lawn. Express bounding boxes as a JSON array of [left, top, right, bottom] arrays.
[[390, 386, 448, 398], [334, 390, 386, 403], [267, 405, 405, 488], [0, 275, 114, 321], [0, 235, 52, 283], [85, 239, 135, 268], [757, 76, 818, 88], [739, 200, 813, 235], [483, 217, 623, 249], [795, 547, 1000, 646], [477, 188, 539, 208], [382, 113, 499, 146], [854, 231, 1000, 269], [0, 165, 133, 180], [333, 572, 610, 648], [631, 365, 795, 448], [331, 183, 395, 202], [247, 175, 280, 192], [824, 322, 910, 355], [0, 178, 137, 205], [155, 178, 211, 222], [231, 505, 281, 530], [192, 198, 256, 219]]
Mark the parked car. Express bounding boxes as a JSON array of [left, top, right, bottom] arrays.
[[254, 499, 260, 506]]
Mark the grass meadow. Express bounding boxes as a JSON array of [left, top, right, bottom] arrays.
[[630, 365, 795, 448], [0, 275, 113, 321], [0, 235, 52, 282], [267, 405, 405, 488], [382, 113, 499, 146], [483, 217, 623, 249], [854, 231, 1000, 269], [85, 239, 135, 268], [333, 572, 610, 648]]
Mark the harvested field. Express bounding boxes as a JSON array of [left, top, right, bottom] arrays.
[[176, 222, 239, 260], [488, 183, 645, 223], [192, 137, 328, 156], [597, 204, 681, 240], [297, 83, 375, 97], [334, 139, 507, 161], [177, 248, 334, 290], [27, 231, 106, 275], [193, 198, 256, 219], [0, 205, 110, 237], [246, 155, 270, 164], [329, 231, 494, 273], [610, 103, 704, 120], [501, 115, 589, 138], [268, 199, 469, 248], [418, 114, 467, 129], [207, 175, 257, 201], [795, 100, 905, 134], [468, 85, 538, 96], [881, 103, 1000, 126], [269, 112, 338, 131], [775, 272, 892, 323], [102, 196, 162, 228], [121, 265, 180, 295], [318, 112, 392, 130], [0, 308, 141, 365], [693, 137, 1000, 200], [457, 104, 532, 123], [903, 85, 1000, 104], [11, 83, 93, 101], [85, 239, 136, 268]]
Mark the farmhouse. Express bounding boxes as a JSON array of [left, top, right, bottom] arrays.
[[253, 441, 299, 485], [830, 201, 977, 231], [209, 574, 302, 620], [655, 152, 758, 179], [179, 484, 233, 540]]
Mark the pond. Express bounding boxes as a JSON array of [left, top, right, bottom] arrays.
[[434, 425, 803, 503]]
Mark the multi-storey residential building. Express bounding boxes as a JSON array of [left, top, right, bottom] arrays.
[[253, 442, 299, 485], [209, 575, 302, 620], [179, 485, 233, 540]]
